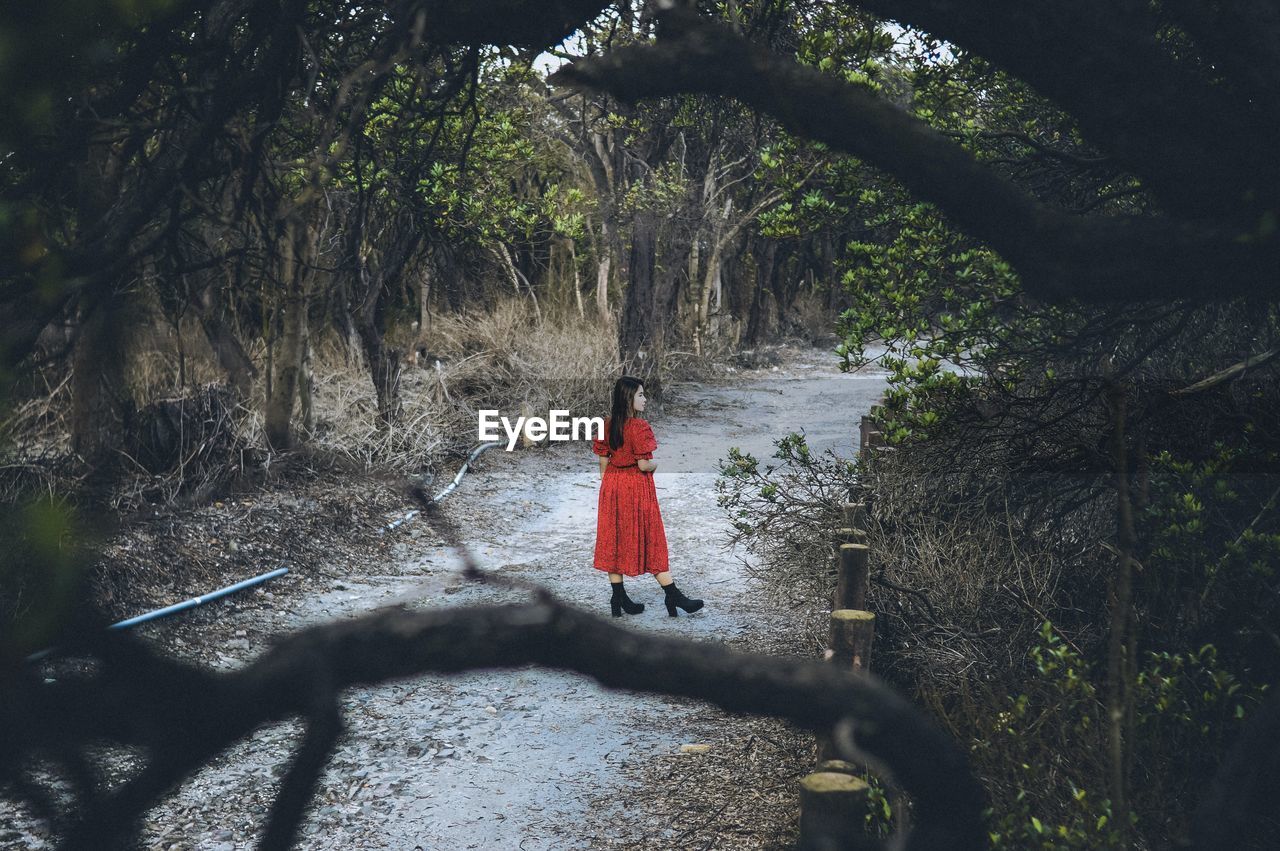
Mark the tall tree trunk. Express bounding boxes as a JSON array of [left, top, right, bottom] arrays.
[[352, 230, 419, 426], [619, 211, 658, 390], [70, 291, 134, 466], [418, 261, 432, 341], [356, 325, 402, 426], [596, 220, 613, 322], [301, 337, 315, 436], [69, 141, 132, 466], [264, 286, 307, 450], [569, 240, 584, 320], [264, 215, 317, 450], [746, 239, 778, 344]]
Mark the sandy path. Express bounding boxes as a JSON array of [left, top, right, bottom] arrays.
[[5, 346, 886, 851]]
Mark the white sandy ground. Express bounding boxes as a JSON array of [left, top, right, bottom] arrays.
[[2, 345, 887, 850]]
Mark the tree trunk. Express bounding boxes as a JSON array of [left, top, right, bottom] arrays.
[[69, 140, 132, 466], [264, 286, 307, 450], [746, 239, 779, 344], [418, 262, 432, 341], [570, 240, 584, 320], [70, 292, 134, 466], [264, 215, 317, 451], [350, 221, 419, 425], [299, 336, 315, 437], [596, 239, 612, 321], [357, 326, 402, 426], [619, 211, 658, 387]]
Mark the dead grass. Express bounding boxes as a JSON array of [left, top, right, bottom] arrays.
[[859, 443, 1107, 699], [296, 301, 623, 471]]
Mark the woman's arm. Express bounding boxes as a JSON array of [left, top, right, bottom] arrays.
[[637, 458, 657, 472], [599, 456, 609, 478]]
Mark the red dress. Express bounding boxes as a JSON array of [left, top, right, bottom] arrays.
[[592, 417, 669, 576]]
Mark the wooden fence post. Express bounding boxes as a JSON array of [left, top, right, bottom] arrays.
[[798, 772, 874, 851], [828, 609, 875, 673], [803, 431, 884, 845], [835, 543, 870, 611]]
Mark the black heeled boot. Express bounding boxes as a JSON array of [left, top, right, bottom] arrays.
[[610, 580, 645, 617], [662, 582, 704, 617]]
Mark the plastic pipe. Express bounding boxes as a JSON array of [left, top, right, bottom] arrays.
[[107, 566, 289, 630], [380, 441, 503, 534], [25, 566, 289, 664], [432, 441, 503, 502]]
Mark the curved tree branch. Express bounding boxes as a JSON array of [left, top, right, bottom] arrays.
[[853, 0, 1274, 219], [1160, 0, 1280, 123], [550, 8, 1280, 303], [413, 0, 611, 48], [9, 597, 988, 851]]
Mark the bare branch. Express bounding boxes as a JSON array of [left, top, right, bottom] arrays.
[[1170, 348, 1279, 398], [14, 597, 988, 851]]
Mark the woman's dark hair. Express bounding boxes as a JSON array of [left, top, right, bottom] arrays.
[[608, 375, 644, 450]]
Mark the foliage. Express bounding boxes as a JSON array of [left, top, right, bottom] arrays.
[[0, 496, 86, 660], [716, 432, 858, 594], [981, 622, 1267, 849], [1138, 446, 1280, 683], [835, 193, 1016, 443]]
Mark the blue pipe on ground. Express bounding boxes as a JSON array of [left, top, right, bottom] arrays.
[[107, 566, 290, 630], [31, 441, 496, 662], [24, 566, 290, 663]]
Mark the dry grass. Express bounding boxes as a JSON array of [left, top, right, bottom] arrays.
[[423, 298, 621, 413], [1, 296, 764, 526], [299, 300, 623, 470], [857, 443, 1103, 700], [2, 301, 629, 506]]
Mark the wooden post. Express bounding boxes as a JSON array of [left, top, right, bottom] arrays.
[[841, 501, 867, 528], [798, 772, 873, 851], [835, 544, 870, 611], [828, 609, 875, 673], [834, 527, 866, 545], [816, 759, 860, 775], [862, 409, 886, 446], [817, 761, 910, 836]]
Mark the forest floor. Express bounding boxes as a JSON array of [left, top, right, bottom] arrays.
[[3, 343, 887, 851]]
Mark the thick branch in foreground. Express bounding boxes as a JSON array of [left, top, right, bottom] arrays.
[[9, 598, 986, 851], [414, 0, 611, 48], [550, 10, 1280, 303], [853, 0, 1274, 218]]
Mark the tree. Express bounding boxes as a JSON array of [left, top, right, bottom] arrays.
[[555, 3, 1280, 844], [553, 4, 1280, 303]]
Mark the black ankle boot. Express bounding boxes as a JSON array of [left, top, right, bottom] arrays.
[[662, 582, 704, 617], [610, 581, 645, 617]]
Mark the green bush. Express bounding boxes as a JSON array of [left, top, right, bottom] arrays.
[[981, 622, 1267, 849]]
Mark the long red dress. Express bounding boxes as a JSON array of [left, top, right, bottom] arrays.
[[592, 416, 669, 576]]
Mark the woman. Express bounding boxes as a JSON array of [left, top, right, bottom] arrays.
[[592, 376, 704, 617]]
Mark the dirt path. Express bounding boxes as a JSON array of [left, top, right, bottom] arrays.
[[8, 346, 887, 851]]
